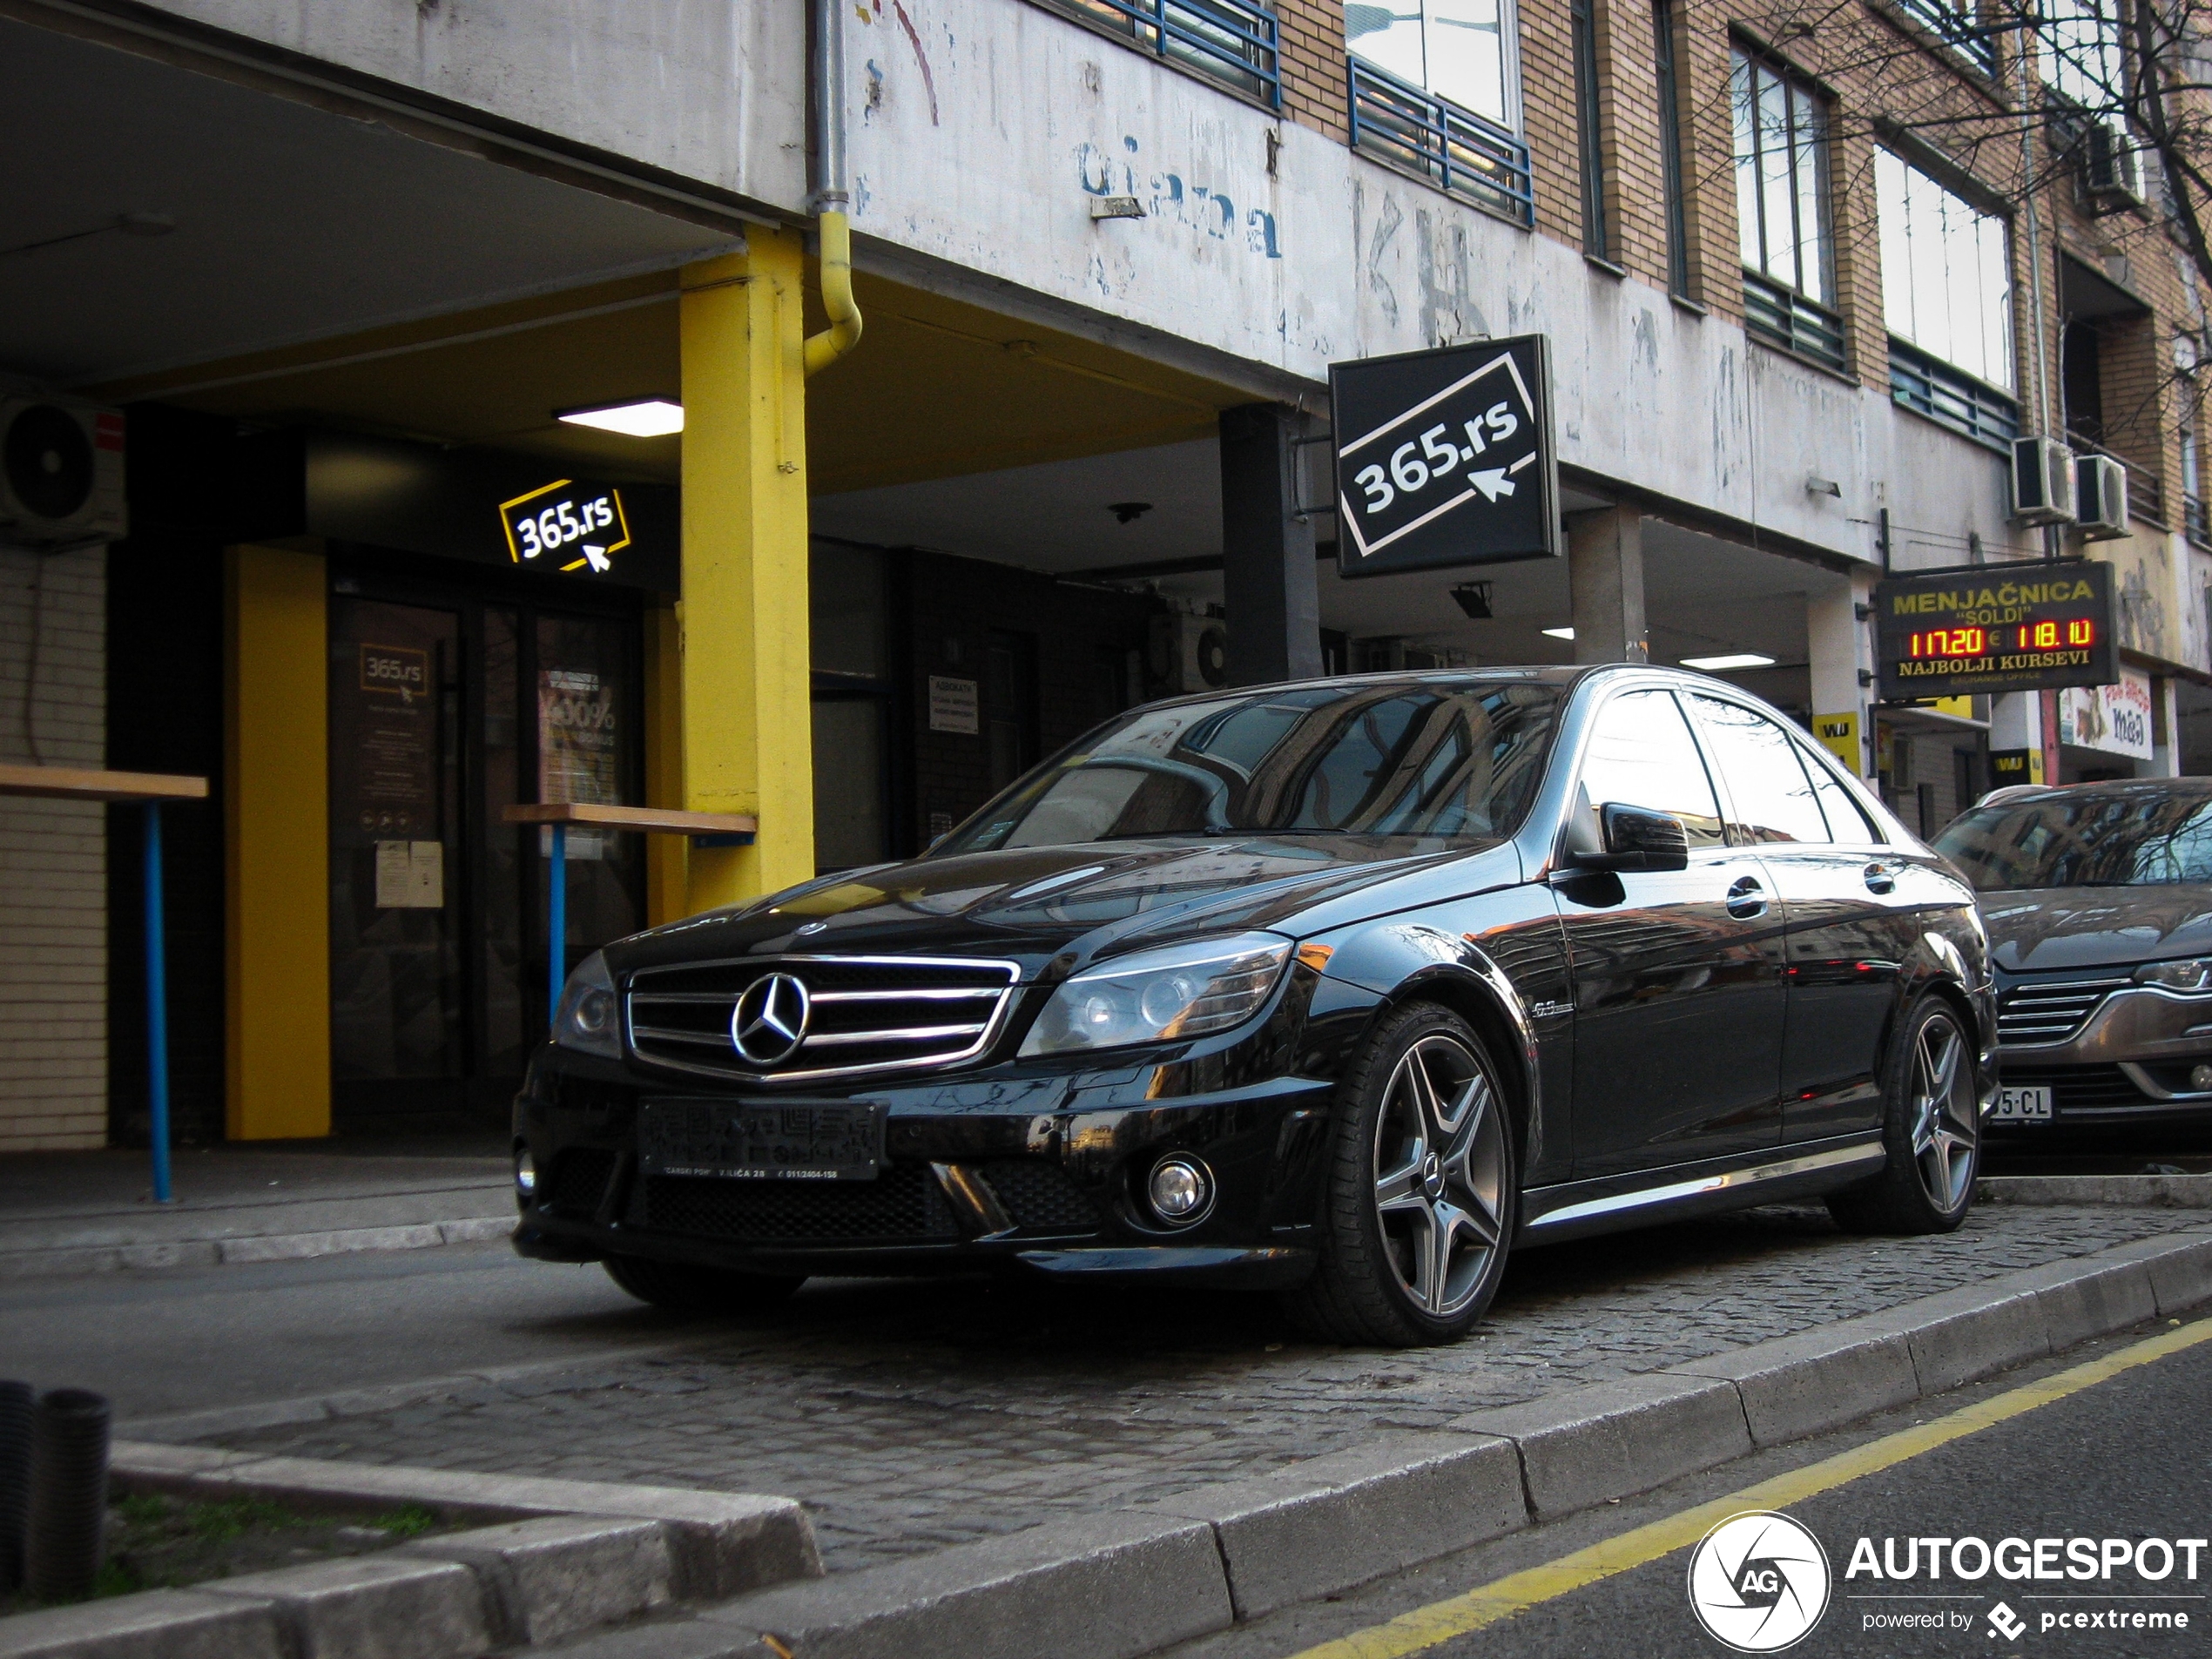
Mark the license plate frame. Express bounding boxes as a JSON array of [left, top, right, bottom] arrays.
[[1990, 1085, 2054, 1124], [637, 1097, 887, 1181]]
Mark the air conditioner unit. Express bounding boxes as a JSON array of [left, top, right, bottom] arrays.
[[2081, 120, 2147, 208], [2011, 435, 2078, 526], [2075, 452, 2130, 539], [1149, 611, 1229, 694], [0, 396, 126, 548]]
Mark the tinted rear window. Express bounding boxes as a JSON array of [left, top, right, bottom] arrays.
[[1933, 791, 2212, 889]]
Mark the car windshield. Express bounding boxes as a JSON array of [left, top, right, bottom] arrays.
[[1933, 790, 2212, 890], [935, 678, 1564, 854]]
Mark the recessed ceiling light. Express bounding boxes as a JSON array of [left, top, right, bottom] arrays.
[[1541, 626, 1575, 641], [1682, 652, 1777, 671], [556, 398, 685, 438]]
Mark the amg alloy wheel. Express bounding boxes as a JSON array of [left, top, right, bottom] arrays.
[[1828, 997, 1979, 1235], [604, 1255, 805, 1314], [1286, 1002, 1516, 1346]]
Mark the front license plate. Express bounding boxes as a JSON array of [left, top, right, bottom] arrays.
[[1991, 1085, 2054, 1123], [638, 1098, 886, 1180]]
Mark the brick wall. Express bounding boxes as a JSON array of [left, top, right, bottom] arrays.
[[0, 543, 107, 1152]]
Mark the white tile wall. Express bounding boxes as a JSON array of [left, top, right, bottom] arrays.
[[0, 543, 107, 1151]]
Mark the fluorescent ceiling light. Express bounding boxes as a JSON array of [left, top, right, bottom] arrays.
[[1541, 626, 1575, 641], [1682, 652, 1777, 671], [556, 398, 685, 438]]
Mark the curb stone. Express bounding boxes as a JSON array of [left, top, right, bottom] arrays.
[[0, 1215, 514, 1281], [1978, 1174, 2212, 1208], [198, 1555, 492, 1659]]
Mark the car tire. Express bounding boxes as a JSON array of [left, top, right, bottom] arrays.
[[1283, 1001, 1517, 1348], [1825, 995, 1980, 1236], [603, 1255, 806, 1314]]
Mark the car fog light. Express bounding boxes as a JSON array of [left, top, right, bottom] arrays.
[[514, 1147, 537, 1198], [1147, 1156, 1213, 1225], [2192, 1064, 2212, 1093]]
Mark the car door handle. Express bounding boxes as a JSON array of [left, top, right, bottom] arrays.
[[1725, 876, 1767, 919], [1864, 861, 1898, 895]]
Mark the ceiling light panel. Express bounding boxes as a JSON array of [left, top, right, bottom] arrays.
[[556, 398, 685, 438]]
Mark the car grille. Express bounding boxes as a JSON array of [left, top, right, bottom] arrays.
[[1995, 1064, 2152, 1112], [639, 1164, 959, 1243], [625, 955, 1022, 1084], [975, 1160, 1101, 1232], [1995, 977, 2129, 1046], [541, 1148, 619, 1218]]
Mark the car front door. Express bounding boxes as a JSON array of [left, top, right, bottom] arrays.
[[1559, 685, 1789, 1179]]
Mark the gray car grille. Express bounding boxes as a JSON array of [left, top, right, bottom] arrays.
[[1995, 977, 2130, 1046], [624, 954, 1022, 1083]]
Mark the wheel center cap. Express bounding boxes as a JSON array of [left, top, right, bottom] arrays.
[[1421, 1150, 1445, 1198]]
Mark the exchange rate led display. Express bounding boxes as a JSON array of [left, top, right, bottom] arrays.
[[1873, 562, 2115, 700]]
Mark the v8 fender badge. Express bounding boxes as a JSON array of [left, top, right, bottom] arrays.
[[1687, 1511, 1832, 1652]]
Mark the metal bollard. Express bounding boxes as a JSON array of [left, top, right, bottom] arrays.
[[24, 1388, 109, 1602], [0, 1380, 29, 1590]]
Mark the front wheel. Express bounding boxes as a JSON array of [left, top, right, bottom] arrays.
[[1826, 995, 1980, 1235], [604, 1255, 806, 1314], [1284, 1002, 1517, 1347]]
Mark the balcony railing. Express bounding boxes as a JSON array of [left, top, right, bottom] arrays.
[[1349, 59, 1535, 228], [1887, 338, 2020, 452], [1047, 0, 1279, 107], [1743, 269, 1847, 373], [1888, 0, 2000, 78], [2067, 430, 2168, 528]]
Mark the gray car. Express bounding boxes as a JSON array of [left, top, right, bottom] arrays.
[[1932, 779, 2212, 1131]]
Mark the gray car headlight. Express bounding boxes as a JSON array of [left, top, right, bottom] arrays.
[[553, 950, 622, 1056], [1019, 933, 1293, 1057], [2135, 957, 2212, 993]]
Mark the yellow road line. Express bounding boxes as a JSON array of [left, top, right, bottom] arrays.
[[1292, 1315, 2212, 1659]]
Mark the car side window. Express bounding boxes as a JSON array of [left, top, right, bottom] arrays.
[[1687, 695, 1831, 845], [1578, 689, 1728, 846], [1795, 740, 1882, 845]]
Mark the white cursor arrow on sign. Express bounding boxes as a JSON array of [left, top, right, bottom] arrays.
[[582, 544, 611, 572], [1469, 469, 1516, 502]]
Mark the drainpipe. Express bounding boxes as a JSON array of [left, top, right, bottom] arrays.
[[805, 0, 863, 377]]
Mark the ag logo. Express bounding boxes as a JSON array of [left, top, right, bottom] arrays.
[[1686, 1511, 1831, 1652]]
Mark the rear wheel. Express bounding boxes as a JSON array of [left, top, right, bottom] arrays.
[[603, 1255, 805, 1314], [1284, 1002, 1516, 1347], [1826, 995, 1979, 1235]]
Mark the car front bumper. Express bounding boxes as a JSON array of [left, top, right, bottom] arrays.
[[1994, 981, 2212, 1128]]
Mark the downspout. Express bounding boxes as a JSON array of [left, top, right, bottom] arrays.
[[805, 0, 863, 376]]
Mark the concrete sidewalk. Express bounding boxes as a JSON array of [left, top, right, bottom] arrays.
[[0, 1142, 514, 1278]]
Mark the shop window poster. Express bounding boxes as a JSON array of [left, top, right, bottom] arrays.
[[539, 668, 618, 859]]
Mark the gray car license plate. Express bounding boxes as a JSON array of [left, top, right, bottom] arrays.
[[1991, 1085, 2054, 1123], [638, 1098, 886, 1180]]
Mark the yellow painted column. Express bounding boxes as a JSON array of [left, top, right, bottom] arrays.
[[678, 230, 815, 911], [225, 544, 331, 1139]]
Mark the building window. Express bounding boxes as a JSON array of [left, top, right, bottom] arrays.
[[1732, 49, 1844, 370], [1877, 149, 2018, 448], [2041, 0, 2124, 108], [1654, 0, 1690, 295], [1346, 0, 1534, 226], [1044, 0, 1281, 108], [2182, 423, 2209, 547], [1894, 0, 2000, 78], [1573, 0, 1609, 260]]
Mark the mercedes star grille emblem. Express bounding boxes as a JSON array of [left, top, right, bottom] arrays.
[[731, 973, 811, 1066]]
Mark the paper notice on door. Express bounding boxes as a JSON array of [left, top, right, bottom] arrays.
[[374, 840, 445, 908]]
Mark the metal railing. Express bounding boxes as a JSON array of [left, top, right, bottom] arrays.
[[1887, 338, 2020, 452], [1888, 0, 2000, 78], [1743, 269, 1847, 373], [1348, 58, 1535, 228], [1046, 0, 1279, 106], [2067, 429, 2168, 527]]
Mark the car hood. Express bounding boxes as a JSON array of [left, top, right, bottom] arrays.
[[608, 833, 1514, 981], [1980, 885, 2212, 973]]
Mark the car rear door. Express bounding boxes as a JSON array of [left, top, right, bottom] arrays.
[[1559, 685, 1788, 1178]]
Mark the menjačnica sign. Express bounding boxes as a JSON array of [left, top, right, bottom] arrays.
[[1872, 562, 2115, 701]]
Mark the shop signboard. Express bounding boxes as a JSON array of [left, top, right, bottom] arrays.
[[1871, 562, 2114, 700], [2059, 666, 2155, 759], [1330, 335, 1560, 577], [1988, 747, 2043, 786], [499, 481, 633, 575]]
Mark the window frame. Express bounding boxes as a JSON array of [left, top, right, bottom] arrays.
[[1731, 46, 1844, 372], [1345, 0, 1525, 134], [1573, 0, 1610, 261], [1654, 0, 1693, 297]]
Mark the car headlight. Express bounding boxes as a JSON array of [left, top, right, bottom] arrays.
[[1019, 933, 1293, 1057], [2134, 957, 2212, 993], [553, 950, 622, 1056]]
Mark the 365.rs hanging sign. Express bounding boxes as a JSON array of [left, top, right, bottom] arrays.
[[1330, 334, 1561, 577], [498, 479, 633, 576]]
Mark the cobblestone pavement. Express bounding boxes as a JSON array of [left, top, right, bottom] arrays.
[[198, 1205, 2199, 1571]]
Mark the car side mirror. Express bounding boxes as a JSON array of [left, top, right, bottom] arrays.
[[1582, 803, 1690, 873]]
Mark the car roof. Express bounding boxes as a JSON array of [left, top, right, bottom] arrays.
[[1972, 777, 2212, 811]]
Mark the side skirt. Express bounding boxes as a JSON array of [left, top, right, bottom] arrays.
[[1515, 1134, 1886, 1245]]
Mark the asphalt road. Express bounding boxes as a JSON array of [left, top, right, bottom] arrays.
[[1177, 1319, 2212, 1659]]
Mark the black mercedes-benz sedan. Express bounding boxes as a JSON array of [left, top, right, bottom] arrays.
[[516, 665, 1994, 1346]]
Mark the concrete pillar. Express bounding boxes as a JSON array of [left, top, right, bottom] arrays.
[[1806, 572, 1873, 777], [1989, 691, 2045, 785], [1218, 403, 1322, 685], [678, 233, 817, 910], [1567, 505, 1648, 664], [2153, 674, 2183, 777]]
